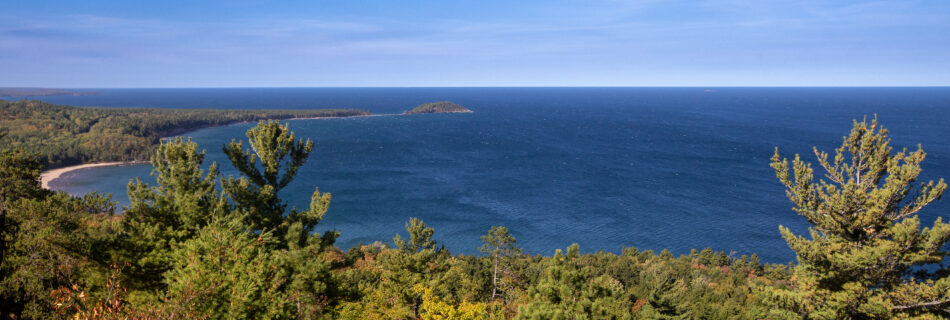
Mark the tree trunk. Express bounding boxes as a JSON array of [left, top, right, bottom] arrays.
[[491, 253, 499, 301]]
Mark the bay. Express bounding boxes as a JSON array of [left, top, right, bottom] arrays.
[[39, 87, 950, 262]]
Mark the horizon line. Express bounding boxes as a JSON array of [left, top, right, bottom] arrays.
[[2, 85, 949, 90]]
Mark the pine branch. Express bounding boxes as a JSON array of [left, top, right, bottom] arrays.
[[892, 298, 950, 312]]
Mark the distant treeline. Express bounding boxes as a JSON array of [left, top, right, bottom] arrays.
[[0, 99, 369, 168], [0, 88, 95, 97]]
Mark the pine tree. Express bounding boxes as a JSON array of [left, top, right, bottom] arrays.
[[395, 218, 439, 255], [0, 149, 46, 204], [162, 215, 291, 319], [222, 120, 332, 247], [123, 137, 224, 292], [358, 218, 452, 318], [765, 117, 950, 319], [390, 217, 450, 280], [479, 226, 521, 301], [0, 148, 119, 319], [0, 149, 47, 272], [516, 244, 634, 319], [220, 120, 336, 318], [0, 150, 50, 318], [122, 122, 337, 317]]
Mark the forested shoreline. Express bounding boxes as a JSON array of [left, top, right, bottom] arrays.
[[0, 99, 370, 168], [1, 115, 948, 319]]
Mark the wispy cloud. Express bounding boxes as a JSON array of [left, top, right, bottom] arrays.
[[1, 0, 947, 86]]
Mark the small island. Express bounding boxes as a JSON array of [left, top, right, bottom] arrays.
[[403, 101, 472, 114]]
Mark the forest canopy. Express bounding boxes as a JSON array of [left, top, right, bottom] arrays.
[[0, 99, 369, 168], [0, 115, 947, 319]]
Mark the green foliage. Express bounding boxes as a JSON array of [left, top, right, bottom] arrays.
[[0, 149, 47, 203], [333, 236, 779, 319], [224, 120, 313, 191], [766, 116, 950, 319], [480, 226, 522, 301], [518, 244, 638, 320], [162, 215, 292, 319], [0, 149, 120, 319], [222, 120, 332, 246], [1, 190, 119, 319], [0, 99, 369, 168], [333, 218, 462, 319], [120, 120, 338, 318], [395, 217, 439, 255], [123, 137, 225, 294], [0, 148, 49, 288], [387, 218, 450, 315], [11, 112, 950, 319]]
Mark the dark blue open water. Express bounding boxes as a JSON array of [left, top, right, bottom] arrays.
[[32, 87, 950, 263]]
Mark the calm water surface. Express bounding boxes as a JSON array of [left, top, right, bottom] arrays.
[[35, 87, 950, 262]]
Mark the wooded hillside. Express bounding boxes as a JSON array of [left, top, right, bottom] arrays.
[[0, 99, 369, 168]]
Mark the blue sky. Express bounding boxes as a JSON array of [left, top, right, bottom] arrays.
[[1, 0, 948, 87]]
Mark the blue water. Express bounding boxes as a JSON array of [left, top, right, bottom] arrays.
[[37, 87, 950, 263]]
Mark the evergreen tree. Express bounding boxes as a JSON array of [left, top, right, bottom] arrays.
[[517, 244, 633, 320], [122, 122, 337, 318], [391, 218, 449, 316], [480, 226, 521, 301], [0, 148, 121, 319], [220, 120, 336, 318], [765, 117, 950, 319], [162, 215, 291, 319], [0, 149, 46, 204], [222, 120, 331, 246], [1, 191, 117, 319], [389, 217, 449, 279], [123, 137, 224, 293], [395, 218, 439, 255], [0, 149, 47, 271]]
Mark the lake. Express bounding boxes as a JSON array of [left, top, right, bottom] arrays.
[[32, 87, 950, 262]]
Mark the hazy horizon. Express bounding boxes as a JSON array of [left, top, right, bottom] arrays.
[[3, 85, 950, 90]]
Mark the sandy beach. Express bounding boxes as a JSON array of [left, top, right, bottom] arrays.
[[40, 115, 374, 190], [41, 161, 147, 190]]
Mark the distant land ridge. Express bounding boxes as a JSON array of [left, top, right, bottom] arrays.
[[0, 99, 370, 169], [0, 88, 98, 97], [403, 101, 472, 114]]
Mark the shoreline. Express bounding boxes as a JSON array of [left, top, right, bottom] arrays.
[[42, 114, 376, 190], [161, 113, 375, 138], [41, 161, 148, 190], [288, 113, 390, 121]]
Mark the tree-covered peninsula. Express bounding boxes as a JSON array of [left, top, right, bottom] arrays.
[[0, 117, 947, 319], [0, 99, 369, 168], [0, 88, 95, 97], [403, 101, 472, 114]]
